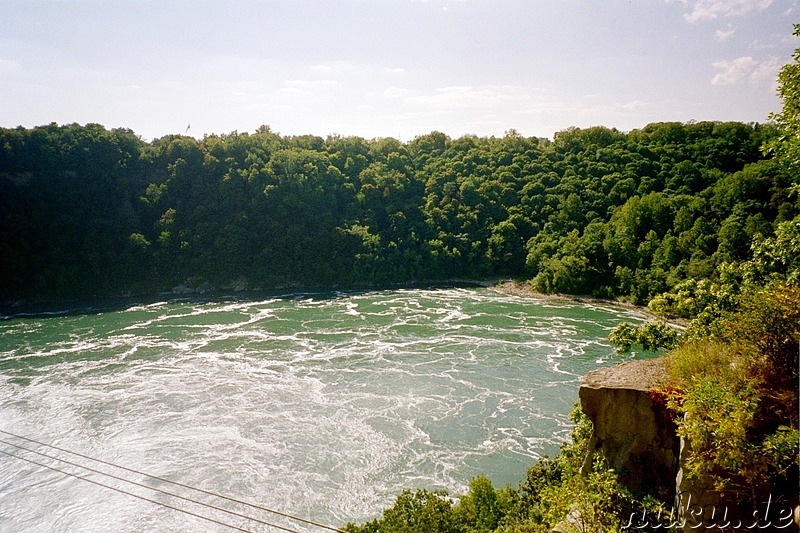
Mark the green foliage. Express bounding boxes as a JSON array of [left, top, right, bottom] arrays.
[[504, 456, 563, 527], [762, 427, 800, 479], [0, 117, 788, 302], [664, 284, 800, 494], [607, 323, 637, 353], [537, 461, 633, 533], [342, 479, 511, 533], [454, 476, 509, 532], [648, 277, 736, 320], [672, 368, 759, 486], [344, 489, 460, 533], [747, 215, 800, 284], [765, 24, 800, 171], [608, 321, 679, 353]]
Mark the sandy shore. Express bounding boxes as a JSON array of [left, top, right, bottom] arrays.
[[489, 280, 689, 328], [488, 280, 654, 316], [489, 280, 635, 306]]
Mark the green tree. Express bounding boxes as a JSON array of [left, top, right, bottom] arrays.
[[343, 489, 460, 533], [765, 24, 800, 171]]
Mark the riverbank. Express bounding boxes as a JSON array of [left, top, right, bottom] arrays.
[[488, 280, 689, 328], [489, 280, 643, 310]]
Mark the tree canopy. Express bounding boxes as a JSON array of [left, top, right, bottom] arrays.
[[0, 119, 793, 304]]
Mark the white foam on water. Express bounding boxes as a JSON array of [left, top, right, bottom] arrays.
[[0, 288, 647, 531]]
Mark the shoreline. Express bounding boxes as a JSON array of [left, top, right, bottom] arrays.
[[488, 280, 684, 326], [488, 280, 644, 310]]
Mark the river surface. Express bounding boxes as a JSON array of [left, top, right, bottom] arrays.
[[0, 287, 648, 532]]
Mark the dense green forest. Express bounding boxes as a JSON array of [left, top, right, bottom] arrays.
[[2, 33, 799, 531], [0, 117, 795, 304]]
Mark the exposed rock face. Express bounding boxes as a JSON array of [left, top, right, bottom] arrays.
[[579, 358, 679, 500], [579, 359, 800, 531]]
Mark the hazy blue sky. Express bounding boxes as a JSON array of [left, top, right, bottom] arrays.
[[1, 0, 796, 141]]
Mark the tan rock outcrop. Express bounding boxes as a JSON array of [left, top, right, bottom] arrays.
[[578, 358, 679, 500]]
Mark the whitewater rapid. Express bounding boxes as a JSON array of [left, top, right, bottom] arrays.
[[0, 288, 647, 531]]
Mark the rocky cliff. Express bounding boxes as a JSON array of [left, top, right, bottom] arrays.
[[579, 358, 679, 501], [579, 358, 800, 532]]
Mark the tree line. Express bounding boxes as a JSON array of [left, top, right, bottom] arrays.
[[0, 118, 795, 303]]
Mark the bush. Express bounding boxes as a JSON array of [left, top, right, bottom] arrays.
[[608, 321, 679, 353], [454, 476, 510, 532], [664, 283, 800, 495], [344, 489, 460, 533]]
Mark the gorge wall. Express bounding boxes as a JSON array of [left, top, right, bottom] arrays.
[[579, 358, 800, 531], [578, 358, 679, 502]]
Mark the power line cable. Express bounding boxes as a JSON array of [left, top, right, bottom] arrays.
[[0, 429, 345, 532], [0, 438, 299, 533], [0, 448, 256, 532]]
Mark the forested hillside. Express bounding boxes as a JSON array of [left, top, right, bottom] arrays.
[[1, 118, 795, 305], [343, 34, 800, 529]]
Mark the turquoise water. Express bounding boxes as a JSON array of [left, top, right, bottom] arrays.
[[0, 288, 647, 532]]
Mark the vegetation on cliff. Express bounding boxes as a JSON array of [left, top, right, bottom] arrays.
[[666, 284, 799, 497]]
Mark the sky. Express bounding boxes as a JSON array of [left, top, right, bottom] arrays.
[[0, 0, 797, 142]]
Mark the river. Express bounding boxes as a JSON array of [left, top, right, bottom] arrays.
[[0, 287, 648, 532]]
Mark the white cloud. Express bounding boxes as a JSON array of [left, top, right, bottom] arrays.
[[715, 25, 736, 42], [711, 56, 758, 84], [283, 79, 311, 88], [282, 78, 337, 88], [749, 56, 782, 84], [383, 87, 410, 98], [619, 100, 650, 111], [711, 55, 781, 85], [362, 84, 657, 140], [0, 59, 20, 73], [749, 33, 795, 51], [675, 0, 774, 23], [403, 85, 551, 111]]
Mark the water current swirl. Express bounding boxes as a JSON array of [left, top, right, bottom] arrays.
[[0, 287, 649, 532]]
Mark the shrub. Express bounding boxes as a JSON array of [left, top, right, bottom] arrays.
[[343, 489, 460, 533], [608, 321, 679, 353], [664, 283, 800, 495], [454, 475, 509, 532]]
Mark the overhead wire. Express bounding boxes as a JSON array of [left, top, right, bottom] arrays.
[[0, 438, 299, 532], [0, 429, 346, 533], [0, 448, 255, 532]]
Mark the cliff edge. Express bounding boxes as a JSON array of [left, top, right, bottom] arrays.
[[579, 358, 679, 501]]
